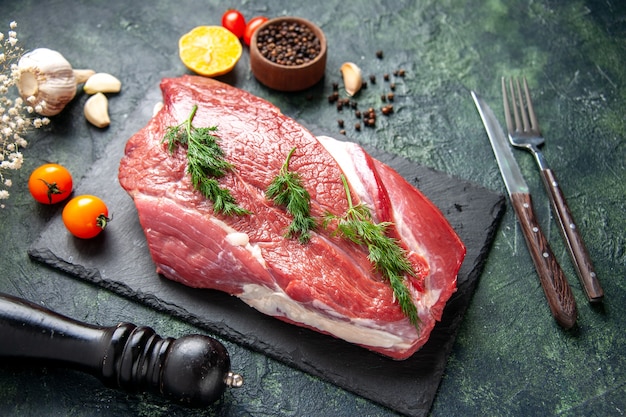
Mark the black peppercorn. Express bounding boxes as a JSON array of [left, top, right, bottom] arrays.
[[256, 21, 321, 66]]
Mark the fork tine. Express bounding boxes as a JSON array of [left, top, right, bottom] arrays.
[[501, 77, 514, 133], [522, 77, 540, 133], [508, 78, 522, 133], [514, 78, 530, 133]]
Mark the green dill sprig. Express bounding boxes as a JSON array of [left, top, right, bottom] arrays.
[[266, 147, 316, 243], [324, 174, 420, 329], [163, 104, 249, 216]]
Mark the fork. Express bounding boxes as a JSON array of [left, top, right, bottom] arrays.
[[502, 77, 604, 303]]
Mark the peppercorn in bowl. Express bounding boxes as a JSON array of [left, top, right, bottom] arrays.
[[250, 17, 327, 92]]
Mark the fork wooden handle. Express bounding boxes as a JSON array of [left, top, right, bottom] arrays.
[[511, 192, 577, 329], [540, 169, 604, 302]]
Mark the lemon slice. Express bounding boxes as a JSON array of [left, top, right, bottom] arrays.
[[178, 26, 243, 77]]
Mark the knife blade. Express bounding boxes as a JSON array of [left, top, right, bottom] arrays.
[[471, 91, 577, 329]]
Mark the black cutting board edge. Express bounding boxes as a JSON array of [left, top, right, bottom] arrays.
[[27, 94, 506, 417]]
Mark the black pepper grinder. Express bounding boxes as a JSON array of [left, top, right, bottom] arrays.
[[0, 292, 243, 406]]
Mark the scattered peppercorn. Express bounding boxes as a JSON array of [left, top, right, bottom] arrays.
[[376, 50, 384, 59], [327, 55, 408, 133], [256, 20, 321, 66], [381, 105, 394, 115]]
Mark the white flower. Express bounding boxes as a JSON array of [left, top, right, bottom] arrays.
[[1, 20, 48, 206]]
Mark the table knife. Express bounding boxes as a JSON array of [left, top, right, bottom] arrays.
[[471, 91, 577, 329]]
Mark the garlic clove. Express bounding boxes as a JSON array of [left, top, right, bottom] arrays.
[[340, 62, 363, 97], [83, 73, 122, 95], [17, 48, 78, 116], [73, 69, 96, 84], [84, 92, 110, 128]]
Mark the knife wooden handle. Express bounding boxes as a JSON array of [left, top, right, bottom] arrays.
[[540, 168, 604, 302], [510, 193, 577, 329], [0, 293, 242, 406]]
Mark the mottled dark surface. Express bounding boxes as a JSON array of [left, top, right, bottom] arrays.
[[0, 1, 624, 416]]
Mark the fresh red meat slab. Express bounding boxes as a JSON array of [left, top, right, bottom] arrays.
[[118, 75, 465, 359]]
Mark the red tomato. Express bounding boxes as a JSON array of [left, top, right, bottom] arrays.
[[62, 195, 110, 239], [28, 163, 73, 204], [244, 16, 269, 46], [221, 9, 246, 38]]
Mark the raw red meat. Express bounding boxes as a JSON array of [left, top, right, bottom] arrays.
[[118, 75, 465, 360]]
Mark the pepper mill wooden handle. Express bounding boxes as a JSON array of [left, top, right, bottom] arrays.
[[0, 293, 243, 406]]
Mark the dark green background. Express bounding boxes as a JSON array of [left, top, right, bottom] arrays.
[[0, 1, 624, 416]]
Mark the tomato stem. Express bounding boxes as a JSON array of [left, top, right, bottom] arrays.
[[96, 214, 111, 230], [38, 178, 64, 204]]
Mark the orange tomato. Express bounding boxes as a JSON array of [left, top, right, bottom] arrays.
[[62, 195, 110, 239], [28, 163, 73, 204]]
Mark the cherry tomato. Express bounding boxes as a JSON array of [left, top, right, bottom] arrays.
[[62, 195, 110, 239], [221, 9, 246, 38], [244, 16, 269, 46], [28, 163, 73, 205]]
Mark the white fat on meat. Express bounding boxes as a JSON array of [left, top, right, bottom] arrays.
[[211, 218, 267, 268], [239, 283, 412, 350], [317, 136, 374, 209]]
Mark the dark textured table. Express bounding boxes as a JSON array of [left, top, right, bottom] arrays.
[[1, 1, 625, 416]]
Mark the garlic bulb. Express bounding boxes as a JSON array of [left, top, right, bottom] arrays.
[[17, 48, 93, 116], [340, 62, 363, 97]]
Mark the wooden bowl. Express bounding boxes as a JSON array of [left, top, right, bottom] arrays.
[[250, 17, 327, 92]]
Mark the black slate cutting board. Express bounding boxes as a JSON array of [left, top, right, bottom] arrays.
[[28, 85, 505, 417]]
